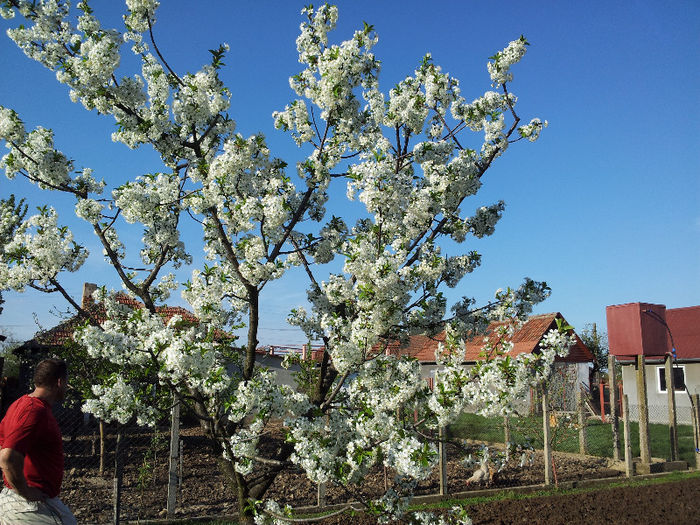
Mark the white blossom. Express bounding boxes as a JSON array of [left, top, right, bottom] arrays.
[[0, 4, 551, 521]]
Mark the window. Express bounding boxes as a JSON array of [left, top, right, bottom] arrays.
[[657, 365, 686, 393]]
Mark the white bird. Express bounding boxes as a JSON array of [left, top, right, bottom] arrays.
[[465, 461, 493, 486]]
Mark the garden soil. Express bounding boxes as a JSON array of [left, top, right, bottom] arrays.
[[21, 426, 698, 523], [316, 476, 700, 524]]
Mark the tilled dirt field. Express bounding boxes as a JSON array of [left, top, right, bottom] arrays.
[[317, 475, 700, 524], [462, 476, 700, 524], [42, 426, 628, 523]]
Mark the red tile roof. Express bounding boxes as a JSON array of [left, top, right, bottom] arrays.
[[387, 313, 594, 364], [384, 334, 445, 362], [666, 306, 700, 359], [24, 294, 202, 348]]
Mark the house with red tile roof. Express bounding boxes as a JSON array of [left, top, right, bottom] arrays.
[[7, 283, 219, 403], [386, 313, 594, 413], [607, 302, 700, 424], [6, 284, 308, 407], [13, 283, 200, 353]]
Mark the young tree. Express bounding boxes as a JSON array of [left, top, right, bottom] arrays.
[[579, 323, 609, 376], [0, 2, 573, 523]]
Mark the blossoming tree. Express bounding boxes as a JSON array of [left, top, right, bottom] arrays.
[[0, 1, 573, 523]]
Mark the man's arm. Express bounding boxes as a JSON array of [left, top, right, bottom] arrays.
[[0, 447, 46, 501]]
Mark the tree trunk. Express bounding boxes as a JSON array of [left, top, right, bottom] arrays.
[[244, 288, 259, 381]]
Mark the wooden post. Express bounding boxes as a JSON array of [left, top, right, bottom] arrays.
[[599, 381, 606, 423], [113, 429, 122, 525], [542, 387, 552, 485], [99, 419, 106, 476], [608, 354, 620, 461], [318, 414, 329, 506], [504, 415, 511, 445], [167, 398, 180, 516], [636, 355, 651, 464], [317, 481, 327, 507], [178, 439, 184, 491], [692, 394, 700, 470], [622, 395, 633, 477], [664, 356, 679, 461], [618, 383, 623, 414], [530, 387, 541, 415], [438, 426, 448, 496], [576, 385, 587, 455]]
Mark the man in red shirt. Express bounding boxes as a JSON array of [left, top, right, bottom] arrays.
[[0, 358, 76, 524]]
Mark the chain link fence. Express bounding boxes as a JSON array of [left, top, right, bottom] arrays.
[[2, 390, 698, 522], [0, 405, 213, 524], [448, 400, 700, 475], [56, 407, 175, 523], [627, 403, 695, 425], [625, 404, 698, 464]]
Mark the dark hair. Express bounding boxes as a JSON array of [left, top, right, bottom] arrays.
[[34, 359, 68, 387]]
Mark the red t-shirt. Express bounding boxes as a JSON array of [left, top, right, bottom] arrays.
[[0, 395, 64, 498]]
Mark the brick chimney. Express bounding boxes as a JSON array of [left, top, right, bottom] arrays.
[[82, 282, 98, 309]]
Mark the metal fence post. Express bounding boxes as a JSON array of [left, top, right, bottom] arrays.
[[542, 387, 552, 486], [623, 394, 633, 477], [167, 398, 180, 517]]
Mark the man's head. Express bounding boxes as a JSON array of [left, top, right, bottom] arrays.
[[34, 358, 68, 402]]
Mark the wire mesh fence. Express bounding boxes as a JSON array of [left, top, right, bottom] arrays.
[[449, 401, 700, 469], [54, 408, 175, 523], [625, 404, 698, 464], [2, 403, 629, 523], [2, 392, 697, 523], [0, 405, 218, 524], [627, 403, 695, 425]]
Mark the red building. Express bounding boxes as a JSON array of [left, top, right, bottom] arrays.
[[606, 302, 700, 423]]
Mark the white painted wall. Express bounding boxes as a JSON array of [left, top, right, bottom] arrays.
[[621, 361, 700, 424]]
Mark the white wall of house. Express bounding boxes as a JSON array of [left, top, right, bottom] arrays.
[[257, 354, 301, 386], [621, 361, 700, 424], [576, 362, 590, 389], [226, 354, 302, 388], [421, 361, 589, 415]]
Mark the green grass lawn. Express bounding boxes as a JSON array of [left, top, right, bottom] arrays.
[[448, 411, 698, 465]]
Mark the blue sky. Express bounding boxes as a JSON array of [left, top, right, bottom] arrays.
[[1, 1, 698, 346]]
